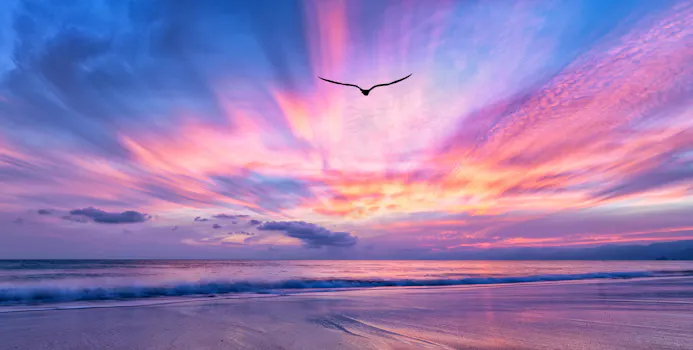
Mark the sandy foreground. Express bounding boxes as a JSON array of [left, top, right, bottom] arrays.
[[1, 277, 692, 350]]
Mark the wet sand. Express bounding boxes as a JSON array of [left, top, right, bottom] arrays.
[[1, 277, 692, 349]]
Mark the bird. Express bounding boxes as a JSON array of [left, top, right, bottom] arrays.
[[318, 74, 412, 96]]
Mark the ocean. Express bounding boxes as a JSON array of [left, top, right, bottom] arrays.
[[2, 259, 692, 306]]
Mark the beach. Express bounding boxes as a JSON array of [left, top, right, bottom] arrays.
[[2, 275, 692, 349]]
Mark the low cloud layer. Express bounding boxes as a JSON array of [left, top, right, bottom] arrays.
[[66, 207, 150, 224], [228, 231, 255, 236], [257, 221, 357, 248], [213, 214, 250, 220]]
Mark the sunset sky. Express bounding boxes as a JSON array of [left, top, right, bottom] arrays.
[[2, 0, 693, 258]]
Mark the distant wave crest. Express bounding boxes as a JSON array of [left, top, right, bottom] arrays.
[[1, 270, 690, 305]]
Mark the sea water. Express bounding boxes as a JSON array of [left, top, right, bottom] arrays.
[[1, 260, 692, 305]]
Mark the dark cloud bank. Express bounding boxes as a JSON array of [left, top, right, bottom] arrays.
[[228, 231, 254, 236], [257, 221, 358, 249], [213, 214, 250, 220], [65, 207, 150, 224]]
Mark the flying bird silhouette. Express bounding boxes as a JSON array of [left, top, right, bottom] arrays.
[[318, 74, 412, 96]]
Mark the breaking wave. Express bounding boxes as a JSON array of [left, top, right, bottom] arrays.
[[2, 270, 691, 305]]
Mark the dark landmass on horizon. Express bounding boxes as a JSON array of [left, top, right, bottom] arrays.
[[435, 240, 693, 261], [2, 240, 693, 261]]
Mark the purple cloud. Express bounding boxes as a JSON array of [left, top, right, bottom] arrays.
[[194, 216, 210, 222], [593, 159, 693, 199], [257, 221, 357, 248], [249, 219, 262, 226], [212, 224, 222, 229], [228, 231, 255, 236], [67, 207, 150, 224], [213, 213, 250, 220]]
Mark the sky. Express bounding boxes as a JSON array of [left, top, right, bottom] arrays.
[[2, 0, 693, 259]]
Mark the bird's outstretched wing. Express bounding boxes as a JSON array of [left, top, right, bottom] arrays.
[[318, 77, 362, 89], [368, 74, 412, 91]]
